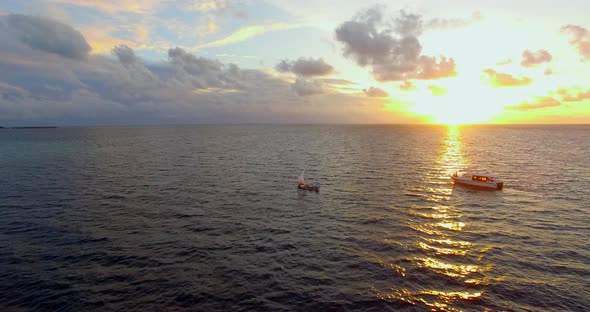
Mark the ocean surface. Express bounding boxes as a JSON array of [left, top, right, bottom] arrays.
[[0, 125, 588, 311]]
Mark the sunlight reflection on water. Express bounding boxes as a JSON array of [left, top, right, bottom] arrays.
[[2, 125, 587, 311], [375, 125, 488, 310]]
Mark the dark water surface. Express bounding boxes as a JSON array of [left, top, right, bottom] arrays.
[[1, 125, 589, 311]]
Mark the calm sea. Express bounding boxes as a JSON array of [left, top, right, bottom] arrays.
[[0, 125, 588, 311]]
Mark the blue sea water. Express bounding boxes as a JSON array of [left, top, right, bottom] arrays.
[[0, 125, 588, 311]]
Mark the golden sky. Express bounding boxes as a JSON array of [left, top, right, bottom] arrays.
[[1, 0, 589, 125]]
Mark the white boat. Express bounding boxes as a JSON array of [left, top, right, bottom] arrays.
[[451, 172, 504, 190]]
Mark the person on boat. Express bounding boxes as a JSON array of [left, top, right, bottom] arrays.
[[298, 171, 311, 190]]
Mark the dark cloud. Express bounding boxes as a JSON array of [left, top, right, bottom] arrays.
[[275, 60, 291, 73], [561, 25, 590, 61], [483, 69, 532, 87], [334, 6, 457, 82], [164, 47, 247, 91], [169, 47, 224, 78], [112, 45, 138, 64], [1, 15, 346, 125], [506, 97, 560, 111], [521, 49, 552, 67], [0, 82, 28, 100], [363, 86, 388, 97], [292, 78, 323, 96], [335, 9, 394, 66], [426, 12, 482, 30], [394, 10, 423, 37], [1, 14, 90, 59], [275, 57, 334, 96], [0, 13, 455, 125], [275, 58, 334, 77]]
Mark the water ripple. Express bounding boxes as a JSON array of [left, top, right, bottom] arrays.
[[0, 125, 588, 311]]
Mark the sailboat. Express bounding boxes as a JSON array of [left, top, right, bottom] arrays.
[[298, 170, 320, 192]]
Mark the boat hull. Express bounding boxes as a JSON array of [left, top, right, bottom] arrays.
[[451, 176, 503, 190], [298, 182, 320, 192]]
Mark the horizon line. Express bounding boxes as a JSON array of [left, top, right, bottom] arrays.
[[2, 122, 590, 128]]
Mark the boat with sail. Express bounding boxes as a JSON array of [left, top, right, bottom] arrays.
[[298, 170, 320, 192]]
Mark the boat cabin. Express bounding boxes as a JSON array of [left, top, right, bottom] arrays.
[[471, 174, 494, 182]]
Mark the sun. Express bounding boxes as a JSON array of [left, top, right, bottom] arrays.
[[407, 79, 508, 125], [432, 112, 475, 125], [411, 93, 499, 125]]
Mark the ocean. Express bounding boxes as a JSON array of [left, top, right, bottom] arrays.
[[0, 125, 588, 311]]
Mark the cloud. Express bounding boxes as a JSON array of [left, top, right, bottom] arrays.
[[292, 78, 323, 96], [556, 87, 590, 102], [1, 14, 91, 59], [319, 79, 356, 85], [544, 68, 553, 76], [186, 0, 246, 19], [48, 0, 161, 14], [521, 49, 552, 67], [193, 23, 302, 50], [0, 82, 29, 100], [275, 57, 335, 96], [561, 25, 590, 61], [1, 15, 346, 124], [496, 58, 512, 66], [0, 43, 307, 123], [426, 12, 482, 30], [399, 81, 417, 91], [74, 24, 138, 54], [428, 85, 447, 96], [363, 87, 388, 97], [275, 58, 334, 77], [483, 69, 532, 87], [112, 45, 138, 64], [167, 47, 241, 90], [505, 86, 590, 113], [506, 97, 560, 111], [334, 6, 457, 82], [191, 0, 226, 13]]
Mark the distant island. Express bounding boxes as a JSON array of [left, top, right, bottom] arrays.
[[0, 126, 58, 129]]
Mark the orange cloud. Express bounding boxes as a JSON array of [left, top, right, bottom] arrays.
[[48, 0, 161, 14], [399, 81, 417, 91], [363, 87, 388, 97], [520, 49, 552, 67], [483, 69, 532, 87], [561, 25, 590, 61], [506, 96, 560, 111], [556, 87, 590, 102], [77, 25, 136, 54]]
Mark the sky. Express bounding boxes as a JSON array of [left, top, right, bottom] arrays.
[[1, 0, 589, 126]]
